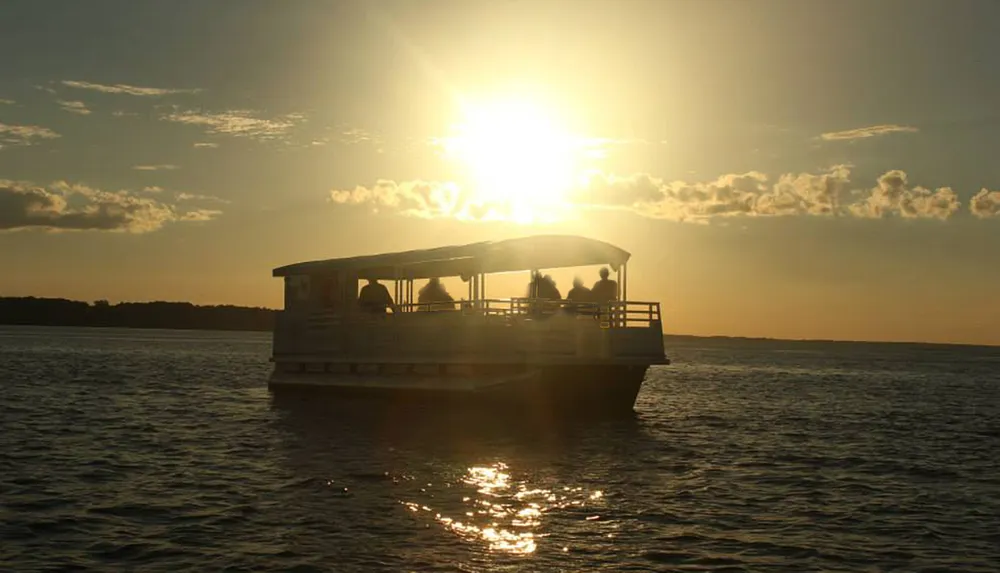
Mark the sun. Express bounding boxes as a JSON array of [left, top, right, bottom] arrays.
[[440, 97, 586, 223]]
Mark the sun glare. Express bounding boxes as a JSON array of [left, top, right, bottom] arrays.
[[441, 97, 586, 223]]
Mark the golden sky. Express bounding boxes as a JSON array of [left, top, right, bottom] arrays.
[[1, 0, 998, 345]]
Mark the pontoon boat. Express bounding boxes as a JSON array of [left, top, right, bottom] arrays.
[[268, 235, 668, 413]]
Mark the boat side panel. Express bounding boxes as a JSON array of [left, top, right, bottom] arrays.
[[273, 311, 666, 364], [268, 364, 649, 414]]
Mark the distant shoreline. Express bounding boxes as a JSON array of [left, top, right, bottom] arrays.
[[0, 297, 273, 332], [1, 296, 995, 349]]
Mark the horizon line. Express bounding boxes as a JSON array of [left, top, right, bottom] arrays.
[[1, 295, 997, 350]]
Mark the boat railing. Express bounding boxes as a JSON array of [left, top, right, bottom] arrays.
[[295, 298, 661, 329]]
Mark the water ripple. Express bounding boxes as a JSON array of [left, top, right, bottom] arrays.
[[1, 326, 998, 571]]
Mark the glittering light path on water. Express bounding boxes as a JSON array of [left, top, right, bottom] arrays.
[[399, 462, 607, 556]]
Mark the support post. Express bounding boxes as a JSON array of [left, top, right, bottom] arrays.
[[393, 266, 401, 313], [622, 263, 628, 301]]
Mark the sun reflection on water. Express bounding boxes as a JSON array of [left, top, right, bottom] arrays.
[[399, 462, 605, 556]]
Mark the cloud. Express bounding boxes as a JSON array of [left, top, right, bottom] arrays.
[[0, 122, 60, 149], [193, 142, 219, 148], [179, 209, 224, 222], [0, 179, 221, 233], [133, 164, 179, 171], [61, 80, 200, 97], [161, 108, 305, 141], [175, 192, 230, 204], [573, 166, 856, 221], [970, 189, 1000, 218], [139, 184, 228, 204], [848, 170, 960, 220], [57, 100, 91, 115], [341, 128, 378, 145], [820, 124, 919, 141], [331, 167, 973, 223], [330, 180, 469, 219]]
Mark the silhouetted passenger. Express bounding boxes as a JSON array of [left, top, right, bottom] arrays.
[[418, 277, 455, 311], [566, 277, 591, 301], [527, 272, 561, 300], [541, 275, 561, 300], [526, 272, 561, 317], [565, 277, 592, 314], [358, 278, 396, 314], [590, 267, 619, 304], [526, 271, 541, 299]]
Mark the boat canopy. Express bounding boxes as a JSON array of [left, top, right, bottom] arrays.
[[272, 235, 631, 280]]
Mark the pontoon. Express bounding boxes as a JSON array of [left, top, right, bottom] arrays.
[[268, 235, 669, 413]]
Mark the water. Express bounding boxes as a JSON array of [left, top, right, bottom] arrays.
[[1, 326, 998, 572]]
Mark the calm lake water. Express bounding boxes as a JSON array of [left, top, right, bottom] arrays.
[[1, 326, 998, 572]]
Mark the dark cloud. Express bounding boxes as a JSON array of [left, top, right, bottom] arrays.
[[0, 180, 221, 233]]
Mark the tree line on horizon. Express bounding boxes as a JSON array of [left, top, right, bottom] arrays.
[[0, 297, 275, 331]]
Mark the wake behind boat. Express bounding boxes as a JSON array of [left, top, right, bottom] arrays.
[[268, 235, 669, 414]]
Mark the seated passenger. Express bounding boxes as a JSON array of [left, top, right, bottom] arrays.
[[417, 277, 456, 311], [526, 272, 561, 316], [565, 277, 592, 314], [590, 267, 619, 305], [540, 275, 561, 300], [358, 278, 397, 314], [526, 272, 561, 300], [526, 272, 542, 299]]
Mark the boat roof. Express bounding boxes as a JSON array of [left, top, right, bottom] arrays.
[[272, 235, 631, 279]]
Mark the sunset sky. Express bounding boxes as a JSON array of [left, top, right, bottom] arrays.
[[2, 0, 998, 345]]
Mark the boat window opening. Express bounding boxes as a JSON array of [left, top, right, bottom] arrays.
[[316, 274, 339, 311], [356, 277, 399, 315]]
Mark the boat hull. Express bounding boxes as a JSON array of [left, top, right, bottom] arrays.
[[268, 363, 652, 415]]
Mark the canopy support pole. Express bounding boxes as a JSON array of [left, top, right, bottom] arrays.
[[392, 267, 401, 312], [622, 262, 628, 301]]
